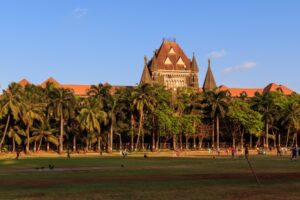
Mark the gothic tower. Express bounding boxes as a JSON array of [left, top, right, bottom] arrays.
[[140, 39, 199, 90]]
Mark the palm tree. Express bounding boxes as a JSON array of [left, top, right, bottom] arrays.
[[0, 83, 23, 151], [48, 88, 76, 153], [8, 125, 26, 152], [205, 90, 229, 150], [30, 122, 59, 152], [252, 92, 277, 148], [281, 101, 300, 147], [22, 85, 45, 153], [88, 83, 112, 152], [132, 84, 155, 150], [77, 98, 106, 152]]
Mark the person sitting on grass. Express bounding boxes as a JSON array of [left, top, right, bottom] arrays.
[[291, 146, 298, 161]]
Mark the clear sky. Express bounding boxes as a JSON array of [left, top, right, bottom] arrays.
[[0, 0, 299, 92]]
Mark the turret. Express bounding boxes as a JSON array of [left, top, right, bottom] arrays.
[[203, 59, 217, 92]]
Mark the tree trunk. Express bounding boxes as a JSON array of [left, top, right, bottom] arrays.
[[173, 134, 177, 150], [278, 133, 281, 147], [212, 120, 215, 149], [292, 132, 296, 147], [131, 114, 134, 151], [135, 111, 143, 151], [256, 137, 261, 148], [180, 133, 183, 151], [0, 115, 11, 151], [97, 136, 101, 152], [59, 113, 64, 153], [37, 139, 42, 152], [296, 132, 298, 147], [155, 131, 160, 151], [152, 115, 156, 151], [199, 136, 203, 149], [250, 134, 253, 148], [266, 122, 269, 148], [25, 125, 30, 153], [241, 129, 244, 151], [216, 115, 220, 150], [34, 141, 37, 152], [73, 136, 76, 152], [141, 128, 145, 150], [47, 141, 50, 152], [185, 133, 189, 150], [285, 125, 291, 147], [109, 123, 113, 153], [193, 133, 196, 150], [12, 136, 15, 153], [85, 139, 89, 152], [233, 136, 236, 148]]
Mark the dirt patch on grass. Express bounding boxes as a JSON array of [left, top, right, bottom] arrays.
[[0, 172, 300, 188]]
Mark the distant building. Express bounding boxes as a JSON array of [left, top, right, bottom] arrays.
[[16, 40, 294, 97], [140, 39, 199, 90]]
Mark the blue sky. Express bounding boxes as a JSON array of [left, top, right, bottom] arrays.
[[0, 0, 299, 92]]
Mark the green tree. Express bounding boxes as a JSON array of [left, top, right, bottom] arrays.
[[30, 122, 59, 152], [132, 84, 155, 150], [22, 84, 45, 153], [48, 88, 76, 153], [8, 125, 26, 152], [0, 83, 23, 151], [252, 92, 278, 147], [281, 100, 300, 147], [227, 99, 263, 148], [205, 90, 229, 150], [77, 98, 106, 151]]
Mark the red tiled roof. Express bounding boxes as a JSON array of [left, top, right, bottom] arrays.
[[152, 41, 192, 71], [40, 77, 60, 87], [219, 83, 294, 97], [18, 79, 30, 86], [60, 84, 91, 96], [263, 83, 293, 95]]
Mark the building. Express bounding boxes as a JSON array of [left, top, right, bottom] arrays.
[[140, 39, 199, 89], [17, 40, 294, 97]]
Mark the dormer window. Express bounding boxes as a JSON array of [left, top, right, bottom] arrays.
[[164, 57, 172, 65], [177, 57, 185, 65], [169, 47, 176, 54]]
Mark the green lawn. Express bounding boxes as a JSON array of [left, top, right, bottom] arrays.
[[0, 155, 299, 200]]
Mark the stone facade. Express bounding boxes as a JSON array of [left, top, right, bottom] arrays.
[[140, 40, 199, 90]]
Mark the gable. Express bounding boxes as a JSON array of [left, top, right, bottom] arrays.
[[164, 57, 172, 65], [177, 57, 185, 65], [169, 47, 176, 54]]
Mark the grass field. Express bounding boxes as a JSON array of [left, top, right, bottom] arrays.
[[0, 153, 300, 200]]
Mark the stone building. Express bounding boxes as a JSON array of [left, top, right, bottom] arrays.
[[140, 40, 199, 90]]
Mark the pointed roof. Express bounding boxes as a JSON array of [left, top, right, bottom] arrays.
[[191, 53, 199, 72], [150, 57, 157, 72], [263, 83, 293, 95], [41, 77, 60, 88], [203, 59, 217, 92], [18, 79, 30, 86], [149, 40, 192, 71], [140, 65, 152, 85]]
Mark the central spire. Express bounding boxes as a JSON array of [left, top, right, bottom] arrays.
[[203, 59, 217, 92]]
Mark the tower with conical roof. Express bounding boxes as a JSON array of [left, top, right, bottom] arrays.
[[140, 39, 199, 89], [191, 53, 199, 88], [203, 59, 217, 92], [140, 57, 152, 85]]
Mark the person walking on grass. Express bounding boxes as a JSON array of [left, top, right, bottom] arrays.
[[291, 146, 298, 161], [231, 146, 236, 159], [245, 144, 249, 159]]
